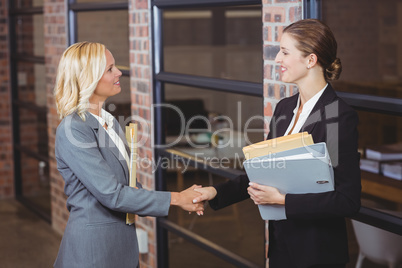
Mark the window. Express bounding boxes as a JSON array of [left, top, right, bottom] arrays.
[[9, 1, 50, 220], [318, 0, 402, 235], [163, 6, 262, 83], [153, 1, 265, 267]]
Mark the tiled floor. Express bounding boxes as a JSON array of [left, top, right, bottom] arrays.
[[0, 199, 61, 268]]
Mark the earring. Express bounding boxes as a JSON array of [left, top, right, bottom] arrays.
[[307, 65, 311, 69]]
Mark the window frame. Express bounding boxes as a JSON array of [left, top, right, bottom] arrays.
[[307, 0, 402, 235], [153, 4, 402, 268], [67, 0, 130, 76], [152, 1, 265, 267], [8, 2, 50, 222]]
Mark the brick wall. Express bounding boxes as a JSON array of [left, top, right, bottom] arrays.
[[43, 0, 68, 235], [0, 0, 14, 199], [262, 0, 303, 266], [128, 0, 157, 267]]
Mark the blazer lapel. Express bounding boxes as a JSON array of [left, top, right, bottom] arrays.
[[113, 120, 131, 157], [277, 95, 298, 137], [86, 113, 130, 183], [111, 119, 130, 182], [267, 84, 338, 140], [300, 84, 338, 135]]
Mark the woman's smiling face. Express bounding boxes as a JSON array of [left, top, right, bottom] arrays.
[[92, 49, 122, 102], [275, 33, 310, 85]]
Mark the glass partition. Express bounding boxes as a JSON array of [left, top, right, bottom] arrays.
[[21, 153, 50, 215], [15, 14, 45, 57], [162, 83, 265, 267], [77, 10, 129, 68], [14, 0, 44, 8], [323, 0, 402, 99], [163, 6, 263, 83], [76, 0, 125, 2], [323, 0, 402, 221], [166, 171, 265, 268], [163, 83, 264, 149]]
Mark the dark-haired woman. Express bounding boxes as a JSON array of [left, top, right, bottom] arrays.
[[193, 19, 361, 268]]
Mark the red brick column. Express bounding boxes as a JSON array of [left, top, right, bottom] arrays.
[[0, 0, 14, 199], [129, 0, 157, 267], [44, 0, 68, 235], [262, 0, 302, 266]]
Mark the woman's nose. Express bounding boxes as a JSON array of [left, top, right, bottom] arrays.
[[275, 52, 281, 63]]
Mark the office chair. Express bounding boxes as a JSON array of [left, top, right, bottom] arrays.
[[352, 215, 402, 268]]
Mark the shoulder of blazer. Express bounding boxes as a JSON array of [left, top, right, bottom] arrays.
[[311, 84, 357, 118], [58, 112, 100, 132], [56, 112, 102, 149]]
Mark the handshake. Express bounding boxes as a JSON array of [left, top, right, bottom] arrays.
[[170, 185, 217, 216], [171, 182, 285, 215]]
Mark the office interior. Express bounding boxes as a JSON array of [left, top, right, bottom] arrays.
[[0, 0, 401, 267]]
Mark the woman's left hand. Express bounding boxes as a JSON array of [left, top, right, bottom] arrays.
[[247, 182, 286, 205]]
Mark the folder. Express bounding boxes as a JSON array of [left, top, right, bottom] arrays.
[[243, 142, 334, 220], [242, 132, 314, 160], [125, 123, 138, 225]]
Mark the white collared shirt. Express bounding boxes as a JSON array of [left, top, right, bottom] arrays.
[[90, 109, 130, 167], [284, 84, 328, 136]]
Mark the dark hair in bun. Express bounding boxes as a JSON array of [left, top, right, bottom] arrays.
[[283, 19, 342, 81]]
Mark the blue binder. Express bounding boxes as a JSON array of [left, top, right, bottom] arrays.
[[243, 142, 334, 220]]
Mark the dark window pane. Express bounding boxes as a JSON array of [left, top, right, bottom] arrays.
[[15, 14, 44, 57], [21, 153, 50, 215], [17, 62, 46, 107], [18, 106, 48, 158], [357, 110, 402, 218], [323, 0, 402, 100], [14, 0, 44, 8], [163, 6, 263, 83], [167, 172, 265, 267], [76, 0, 126, 2], [16, 62, 47, 157], [163, 83, 264, 148], [358, 111, 402, 149], [77, 10, 129, 68]]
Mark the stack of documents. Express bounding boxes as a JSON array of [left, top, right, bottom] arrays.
[[365, 143, 402, 161], [361, 143, 402, 179], [242, 132, 314, 160], [242, 133, 334, 220], [360, 158, 382, 174], [381, 162, 402, 181]]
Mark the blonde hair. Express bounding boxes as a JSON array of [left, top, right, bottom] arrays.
[[54, 41, 106, 120]]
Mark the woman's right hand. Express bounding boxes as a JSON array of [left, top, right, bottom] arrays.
[[193, 186, 217, 203], [171, 184, 205, 212]]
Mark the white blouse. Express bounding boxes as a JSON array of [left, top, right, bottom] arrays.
[[284, 84, 328, 136], [90, 109, 130, 167]]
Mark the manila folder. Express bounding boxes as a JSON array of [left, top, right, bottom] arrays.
[[243, 142, 334, 220], [242, 132, 314, 160]]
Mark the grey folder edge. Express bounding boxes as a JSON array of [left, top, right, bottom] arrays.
[[243, 142, 334, 221]]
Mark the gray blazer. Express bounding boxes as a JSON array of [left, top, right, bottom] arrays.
[[54, 112, 171, 268]]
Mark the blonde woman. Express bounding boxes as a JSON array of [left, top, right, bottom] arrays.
[[53, 42, 203, 268]]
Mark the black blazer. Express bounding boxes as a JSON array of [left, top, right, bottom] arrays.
[[209, 84, 361, 268]]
